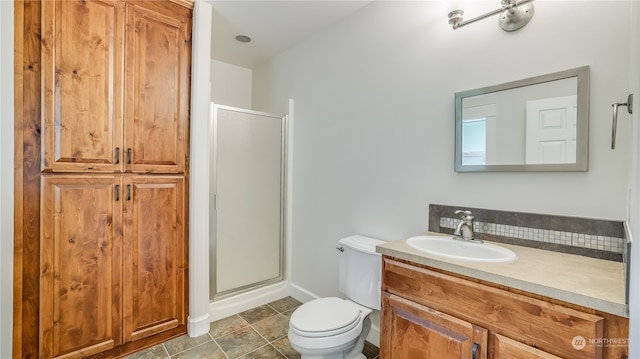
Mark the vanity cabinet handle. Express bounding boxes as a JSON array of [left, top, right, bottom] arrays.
[[115, 147, 120, 164], [115, 185, 120, 201]]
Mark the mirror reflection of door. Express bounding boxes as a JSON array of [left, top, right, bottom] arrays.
[[454, 66, 588, 172], [525, 95, 577, 164]]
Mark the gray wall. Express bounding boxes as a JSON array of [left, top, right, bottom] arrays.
[[252, 0, 634, 333], [1, 1, 14, 357]]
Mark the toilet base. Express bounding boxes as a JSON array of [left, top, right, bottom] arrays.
[[300, 354, 366, 359], [296, 316, 371, 359]]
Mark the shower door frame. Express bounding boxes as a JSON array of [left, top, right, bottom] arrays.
[[209, 104, 288, 301]]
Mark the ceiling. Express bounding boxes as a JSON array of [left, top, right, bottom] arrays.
[[210, 1, 373, 69]]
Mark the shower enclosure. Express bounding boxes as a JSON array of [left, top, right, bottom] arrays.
[[210, 104, 287, 300]]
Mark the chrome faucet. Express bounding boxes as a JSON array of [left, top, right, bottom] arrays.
[[453, 210, 482, 243]]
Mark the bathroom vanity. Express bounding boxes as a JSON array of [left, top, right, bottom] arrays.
[[377, 235, 629, 359]]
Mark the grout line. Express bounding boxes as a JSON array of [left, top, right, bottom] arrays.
[[166, 333, 216, 358], [245, 305, 293, 358], [218, 310, 284, 359], [213, 315, 251, 339], [216, 338, 232, 359], [161, 342, 171, 358], [209, 335, 231, 359], [238, 343, 286, 359]]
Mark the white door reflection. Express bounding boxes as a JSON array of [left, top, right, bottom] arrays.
[[525, 95, 577, 164]]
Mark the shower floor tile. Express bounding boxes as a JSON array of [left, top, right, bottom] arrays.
[[122, 296, 380, 359]]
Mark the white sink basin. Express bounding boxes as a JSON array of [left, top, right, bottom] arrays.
[[406, 235, 517, 263]]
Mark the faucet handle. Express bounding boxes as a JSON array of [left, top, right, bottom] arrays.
[[455, 209, 473, 218]]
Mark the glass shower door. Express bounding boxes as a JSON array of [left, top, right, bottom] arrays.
[[210, 104, 286, 300]]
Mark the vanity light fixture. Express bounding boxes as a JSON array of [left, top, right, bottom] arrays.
[[446, 0, 535, 32]]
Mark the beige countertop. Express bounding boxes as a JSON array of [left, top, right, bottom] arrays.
[[376, 233, 628, 318]]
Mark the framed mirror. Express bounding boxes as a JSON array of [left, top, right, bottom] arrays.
[[455, 66, 589, 172]]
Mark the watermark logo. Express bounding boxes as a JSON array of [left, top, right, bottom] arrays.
[[571, 335, 586, 350], [571, 336, 628, 350]]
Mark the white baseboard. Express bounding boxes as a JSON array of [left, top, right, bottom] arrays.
[[188, 313, 210, 338], [208, 281, 290, 322], [206, 281, 381, 347], [289, 282, 320, 303]]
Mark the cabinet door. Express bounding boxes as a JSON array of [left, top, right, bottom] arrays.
[[493, 334, 563, 359], [40, 175, 123, 359], [42, 0, 124, 173], [382, 258, 605, 359], [380, 293, 487, 359], [123, 176, 187, 342], [124, 1, 192, 173]]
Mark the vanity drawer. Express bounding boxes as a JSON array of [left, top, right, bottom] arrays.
[[492, 334, 563, 359], [382, 257, 604, 359]]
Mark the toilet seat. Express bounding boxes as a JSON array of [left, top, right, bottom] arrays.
[[289, 297, 362, 337]]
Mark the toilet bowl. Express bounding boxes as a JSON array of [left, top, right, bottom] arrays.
[[289, 297, 372, 359], [287, 235, 385, 359]]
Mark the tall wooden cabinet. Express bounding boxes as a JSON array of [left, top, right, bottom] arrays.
[[42, 0, 190, 174], [15, 0, 192, 358]]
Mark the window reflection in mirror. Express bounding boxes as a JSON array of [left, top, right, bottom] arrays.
[[455, 66, 589, 172], [461, 118, 487, 166]]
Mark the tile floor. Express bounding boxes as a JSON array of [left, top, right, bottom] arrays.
[[124, 296, 380, 359]]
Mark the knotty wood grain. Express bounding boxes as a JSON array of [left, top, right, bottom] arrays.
[[40, 175, 123, 358], [383, 257, 605, 359], [42, 0, 124, 173], [381, 292, 488, 359], [123, 176, 186, 342], [493, 334, 563, 359], [124, 1, 191, 174], [15, 1, 192, 357], [14, 0, 43, 357]]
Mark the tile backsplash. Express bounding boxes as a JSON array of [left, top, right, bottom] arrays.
[[439, 217, 625, 254], [429, 204, 627, 262]]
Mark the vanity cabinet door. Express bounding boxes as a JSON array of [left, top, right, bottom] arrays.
[[493, 334, 563, 359], [382, 257, 604, 359], [380, 292, 487, 359]]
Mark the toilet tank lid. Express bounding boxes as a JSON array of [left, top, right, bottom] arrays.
[[338, 235, 386, 254]]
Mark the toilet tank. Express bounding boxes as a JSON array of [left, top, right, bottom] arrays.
[[338, 235, 386, 310]]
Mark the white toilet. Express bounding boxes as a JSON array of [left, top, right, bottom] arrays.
[[288, 235, 386, 359]]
